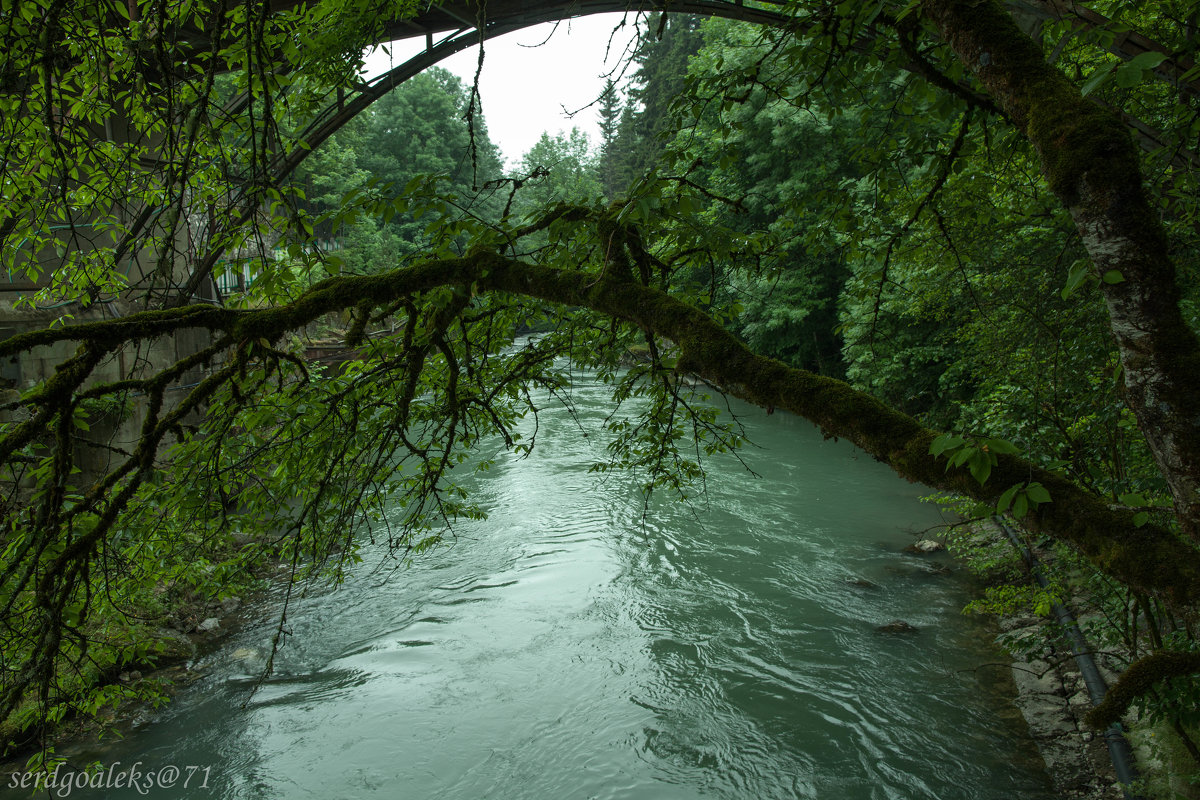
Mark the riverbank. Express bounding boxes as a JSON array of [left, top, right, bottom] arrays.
[[1002, 610, 1126, 799], [0, 556, 278, 772], [943, 518, 1200, 800]]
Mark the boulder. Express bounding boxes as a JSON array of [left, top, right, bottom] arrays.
[[876, 620, 919, 634], [152, 628, 196, 660]]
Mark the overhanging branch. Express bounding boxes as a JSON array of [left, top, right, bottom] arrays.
[[8, 247, 1198, 601]]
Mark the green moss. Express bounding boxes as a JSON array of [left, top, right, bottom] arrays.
[[1029, 100, 1128, 204], [1088, 652, 1200, 729], [922, 1, 1145, 206]]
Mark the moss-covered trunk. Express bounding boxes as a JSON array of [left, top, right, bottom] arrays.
[[922, 0, 1200, 540]]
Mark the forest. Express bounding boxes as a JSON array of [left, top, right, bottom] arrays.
[[2, 0, 1200, 791]]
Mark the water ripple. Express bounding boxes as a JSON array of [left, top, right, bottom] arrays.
[[57, 392, 1054, 800]]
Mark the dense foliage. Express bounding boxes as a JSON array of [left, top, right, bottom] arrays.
[[294, 68, 504, 275], [3, 0, 1200, 781]]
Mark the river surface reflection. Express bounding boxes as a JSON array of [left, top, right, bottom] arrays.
[[28, 376, 1053, 800]]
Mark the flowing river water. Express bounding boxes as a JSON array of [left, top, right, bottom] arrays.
[[33, 375, 1055, 799]]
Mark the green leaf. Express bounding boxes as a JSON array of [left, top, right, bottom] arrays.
[[1080, 65, 1114, 96], [929, 433, 965, 456], [1061, 258, 1091, 299], [1012, 494, 1029, 519], [1026, 483, 1051, 504], [949, 448, 973, 468], [984, 437, 1020, 456], [1102, 270, 1125, 284], [1127, 51, 1169, 71], [63, 604, 84, 628], [997, 484, 1020, 513], [894, 0, 921, 22], [1115, 63, 1143, 89], [968, 452, 993, 485]]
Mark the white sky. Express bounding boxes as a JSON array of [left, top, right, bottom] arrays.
[[362, 14, 640, 168]]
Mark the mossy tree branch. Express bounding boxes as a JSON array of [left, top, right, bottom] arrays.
[[1086, 651, 1200, 729], [5, 238, 1198, 605]]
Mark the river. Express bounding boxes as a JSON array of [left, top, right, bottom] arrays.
[[26, 374, 1054, 799]]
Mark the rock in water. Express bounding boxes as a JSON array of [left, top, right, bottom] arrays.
[[876, 620, 919, 634]]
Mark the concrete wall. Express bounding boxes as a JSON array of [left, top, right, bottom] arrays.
[[0, 299, 213, 482]]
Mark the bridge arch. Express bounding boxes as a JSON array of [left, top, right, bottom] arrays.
[[185, 0, 1197, 303], [272, 1, 792, 183], [180, 0, 792, 301], [273, 0, 1200, 185]]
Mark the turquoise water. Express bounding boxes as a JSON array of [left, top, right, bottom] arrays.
[[27, 376, 1052, 799]]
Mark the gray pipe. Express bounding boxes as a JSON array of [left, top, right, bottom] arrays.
[[992, 515, 1146, 800]]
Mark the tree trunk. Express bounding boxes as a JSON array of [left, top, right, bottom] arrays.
[[921, 0, 1200, 539]]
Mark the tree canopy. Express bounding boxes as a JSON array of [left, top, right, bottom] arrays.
[[3, 0, 1200, 754]]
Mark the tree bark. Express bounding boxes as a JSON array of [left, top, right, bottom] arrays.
[[921, 0, 1200, 540]]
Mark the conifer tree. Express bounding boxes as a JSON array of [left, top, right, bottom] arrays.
[[627, 14, 704, 174], [597, 80, 623, 199]]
